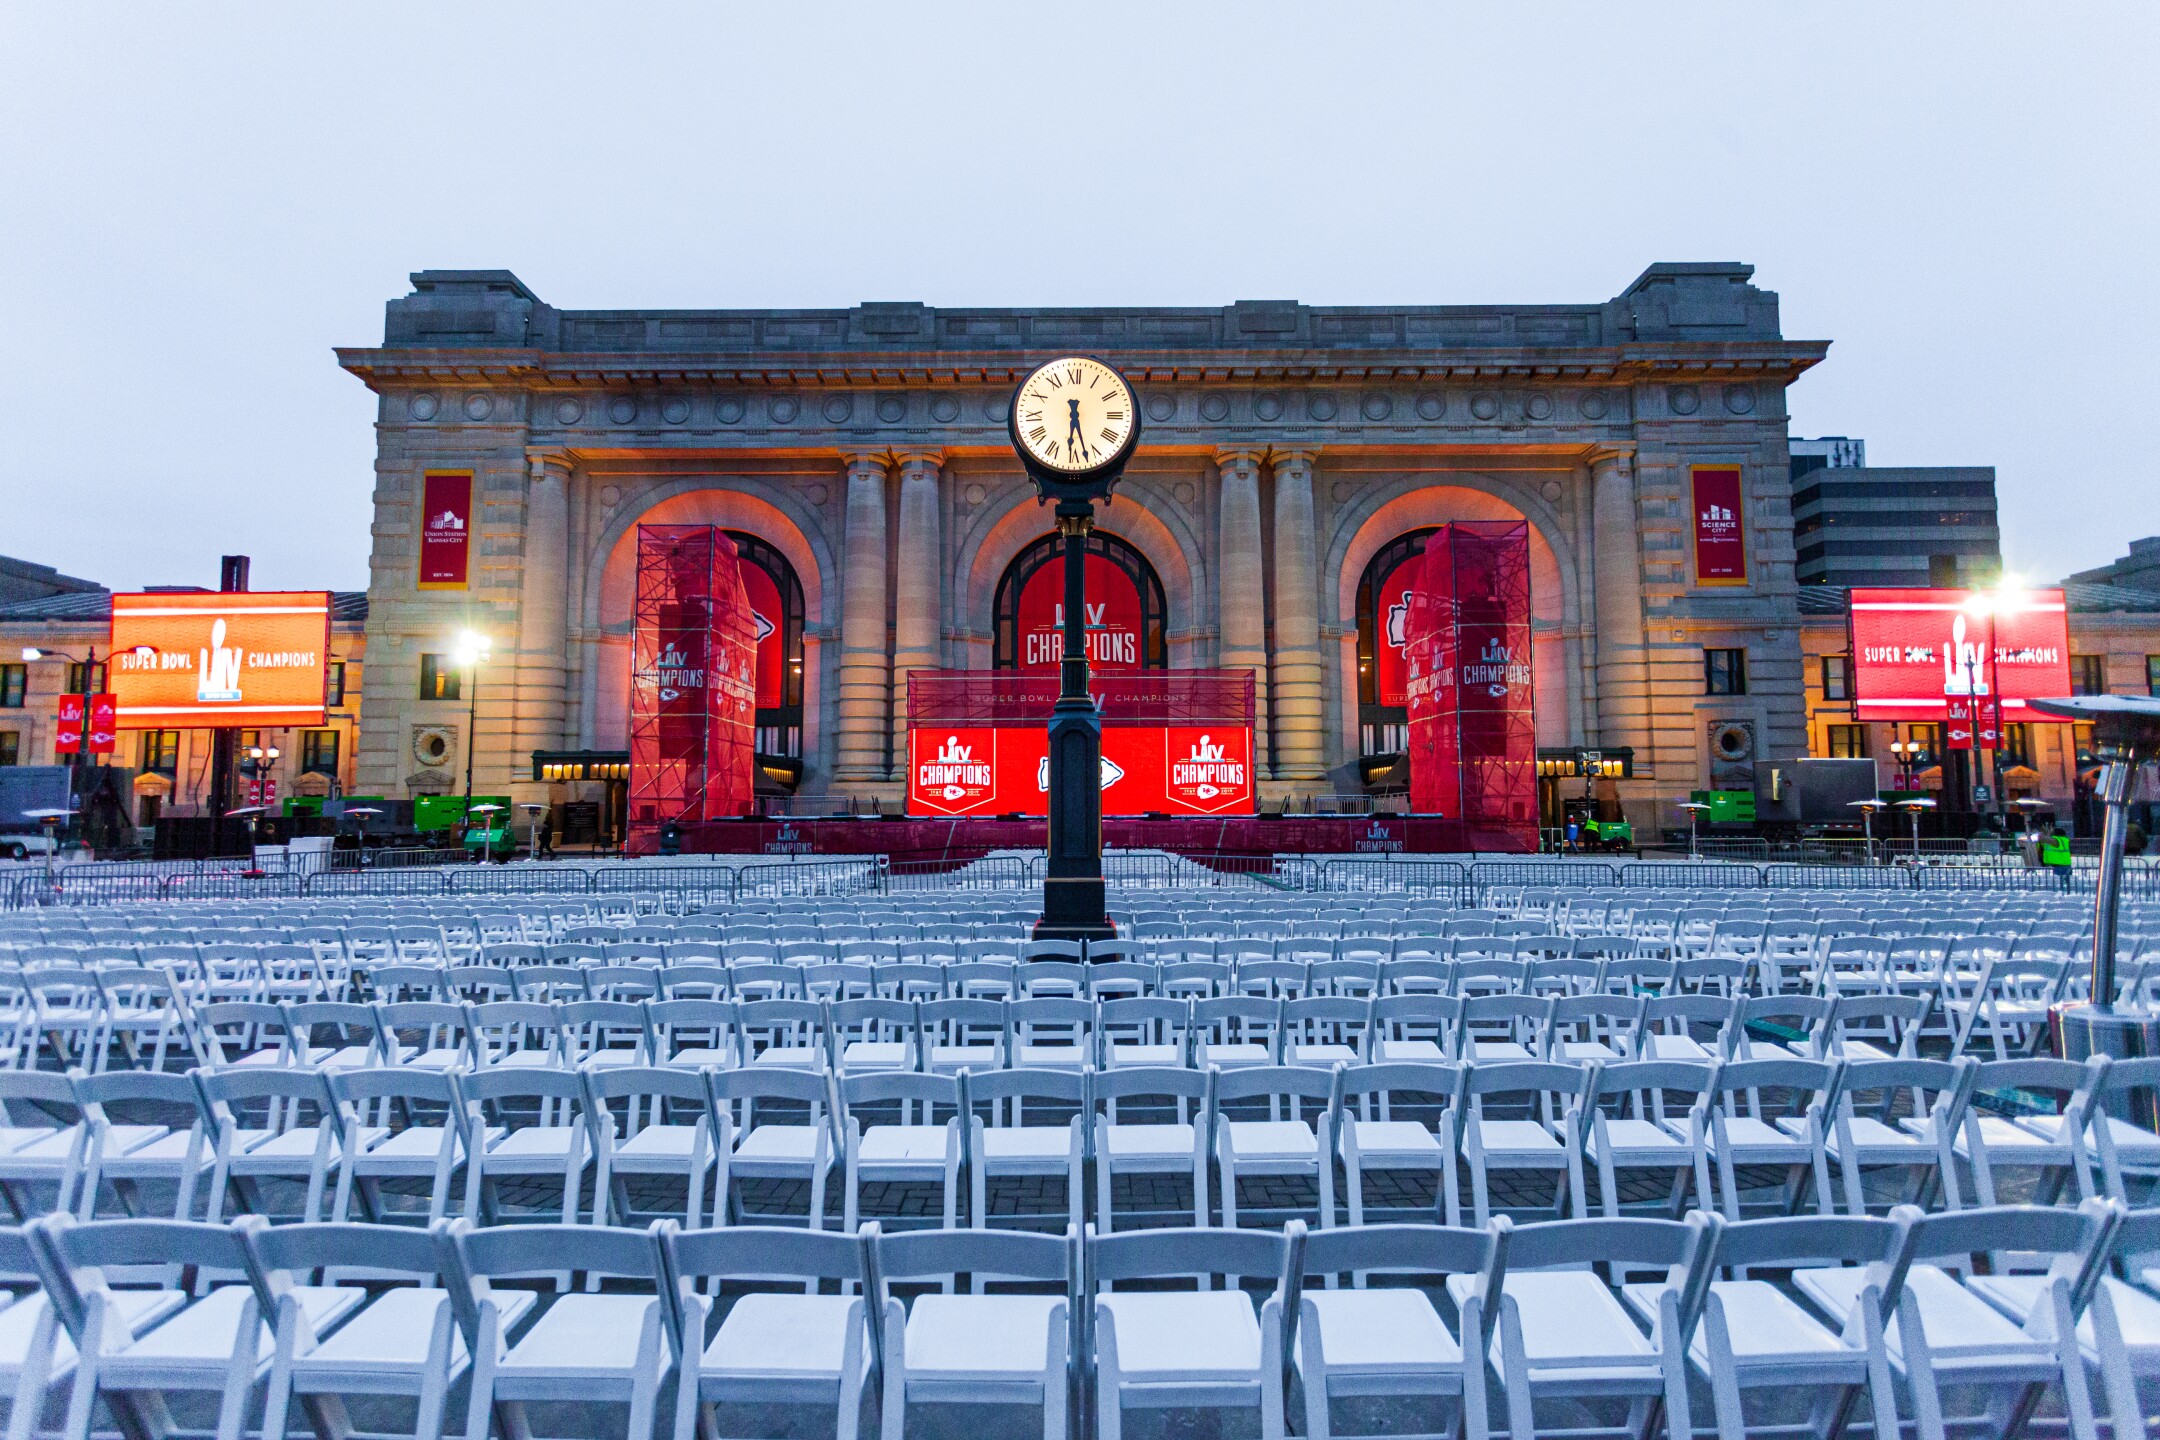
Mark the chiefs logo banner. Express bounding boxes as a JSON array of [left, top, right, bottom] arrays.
[[1015, 554, 1143, 671]]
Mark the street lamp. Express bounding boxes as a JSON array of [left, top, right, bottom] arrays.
[[245, 745, 281, 812], [1677, 801, 1710, 860], [452, 630, 491, 823], [1849, 798, 1886, 865], [21, 646, 100, 773]]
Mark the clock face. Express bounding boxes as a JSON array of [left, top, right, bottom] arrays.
[[1011, 357, 1137, 475]]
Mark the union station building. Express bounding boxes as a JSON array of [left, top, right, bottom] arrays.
[[335, 262, 1833, 835]]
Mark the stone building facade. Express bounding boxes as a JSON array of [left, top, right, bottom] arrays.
[[337, 262, 1828, 833]]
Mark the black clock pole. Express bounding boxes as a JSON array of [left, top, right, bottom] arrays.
[[1038, 499, 1112, 940]]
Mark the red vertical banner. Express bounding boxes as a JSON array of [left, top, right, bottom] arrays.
[[627, 525, 758, 852], [738, 560, 787, 709], [1690, 466, 1748, 586], [87, 694, 117, 755], [418, 472, 473, 590], [1015, 553, 1144, 670], [1944, 697, 1975, 750], [1374, 560, 1418, 708], [1403, 523, 1537, 851], [53, 694, 84, 754], [703, 532, 758, 823]]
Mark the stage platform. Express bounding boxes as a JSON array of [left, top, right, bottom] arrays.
[[659, 813, 1531, 861]]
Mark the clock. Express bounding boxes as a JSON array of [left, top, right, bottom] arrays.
[[1007, 356, 1142, 499]]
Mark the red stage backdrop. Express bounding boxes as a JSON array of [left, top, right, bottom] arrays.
[[417, 472, 473, 590], [627, 525, 757, 851], [1014, 554, 1144, 671], [905, 671, 1255, 817], [1405, 522, 1537, 851], [1690, 466, 1748, 586], [1848, 587, 2072, 727]]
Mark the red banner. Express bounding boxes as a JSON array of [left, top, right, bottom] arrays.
[[1849, 587, 2072, 724], [1374, 559, 1417, 708], [1405, 523, 1537, 851], [53, 694, 84, 754], [738, 559, 786, 709], [627, 526, 758, 848], [906, 724, 1254, 817], [1945, 697, 1975, 751], [418, 472, 473, 590], [86, 694, 117, 755], [1690, 466, 1748, 586], [1015, 553, 1143, 671]]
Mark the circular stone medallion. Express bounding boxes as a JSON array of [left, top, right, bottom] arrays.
[[463, 393, 492, 421], [770, 396, 800, 424], [607, 396, 638, 424], [930, 396, 960, 423], [822, 394, 854, 424], [1579, 392, 1608, 420], [1361, 392, 1394, 421], [599, 485, 622, 507], [409, 393, 439, 421], [1145, 394, 1177, 423], [877, 394, 907, 423], [660, 397, 690, 424], [1723, 383, 1756, 414], [1470, 393, 1501, 421], [1199, 394, 1230, 422], [1307, 393, 1338, 421], [1524, 393, 1554, 421], [1254, 394, 1284, 421], [1416, 394, 1445, 421], [1173, 481, 1198, 505], [1668, 385, 1701, 416], [963, 483, 987, 506], [716, 397, 745, 424], [555, 397, 584, 425]]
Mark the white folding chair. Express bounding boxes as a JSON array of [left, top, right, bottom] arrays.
[[1091, 1067, 1209, 1232], [964, 1067, 1086, 1231], [1088, 1222, 1300, 1440], [1332, 1062, 1463, 1228], [1581, 1059, 1716, 1220], [1459, 1061, 1590, 1226], [707, 1066, 839, 1232], [1211, 1065, 1338, 1230], [874, 1224, 1077, 1440], [1294, 1219, 1507, 1440], [456, 1067, 592, 1226], [443, 1220, 672, 1440], [659, 1221, 871, 1440]]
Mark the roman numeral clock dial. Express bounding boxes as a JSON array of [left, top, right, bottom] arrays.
[[1007, 355, 1142, 501]]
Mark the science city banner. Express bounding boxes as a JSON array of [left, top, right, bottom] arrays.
[[109, 592, 332, 729], [1690, 465, 1748, 586]]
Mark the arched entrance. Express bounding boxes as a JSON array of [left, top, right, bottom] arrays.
[[991, 530, 1168, 672], [725, 530, 806, 780], [1353, 527, 1438, 775]]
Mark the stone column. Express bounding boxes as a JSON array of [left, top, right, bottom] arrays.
[[511, 450, 571, 802], [1269, 449, 1328, 784], [834, 452, 892, 789], [1591, 449, 1653, 764], [888, 450, 944, 780], [1216, 449, 1271, 776]]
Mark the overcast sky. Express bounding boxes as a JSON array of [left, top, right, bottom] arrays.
[[3, 4, 2154, 594]]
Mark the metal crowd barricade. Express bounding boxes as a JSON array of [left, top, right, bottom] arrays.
[[1761, 862, 1914, 889], [882, 855, 1036, 892], [735, 859, 881, 899], [1319, 857, 1470, 900], [1619, 862, 1763, 889], [159, 871, 307, 901], [1469, 860, 1620, 894], [448, 866, 599, 895], [592, 866, 745, 903], [301, 867, 454, 897]]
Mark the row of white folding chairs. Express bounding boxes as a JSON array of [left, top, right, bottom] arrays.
[[10, 1199, 2160, 1440]]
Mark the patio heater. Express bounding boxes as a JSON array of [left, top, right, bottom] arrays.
[[2039, 696, 2160, 1072]]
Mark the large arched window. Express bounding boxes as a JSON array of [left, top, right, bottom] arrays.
[[992, 529, 1168, 671], [725, 531, 806, 772], [1354, 527, 1437, 760]]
